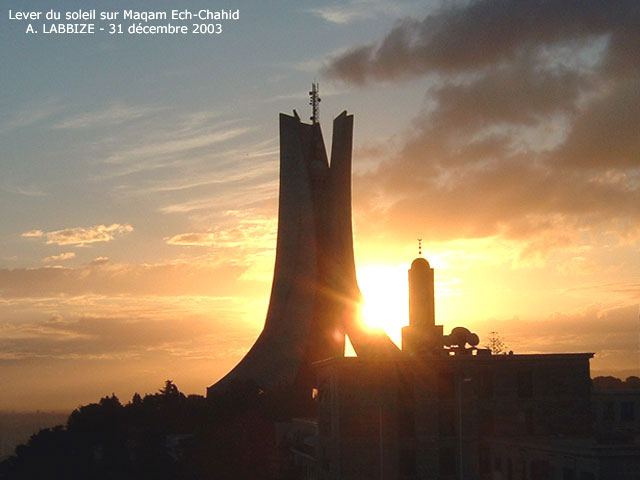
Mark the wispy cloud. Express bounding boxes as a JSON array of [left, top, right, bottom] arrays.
[[106, 128, 249, 165], [43, 252, 76, 263], [22, 224, 133, 247], [89, 110, 253, 182], [21, 230, 44, 238], [308, 0, 419, 25], [166, 211, 277, 250], [89, 256, 109, 266], [166, 233, 218, 246], [46, 224, 133, 246], [158, 179, 277, 214], [0, 313, 215, 357], [108, 137, 278, 214], [2, 183, 48, 197], [0, 99, 62, 133], [53, 102, 165, 129], [0, 260, 246, 298]]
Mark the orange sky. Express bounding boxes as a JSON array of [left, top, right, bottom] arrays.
[[1, 0, 639, 411]]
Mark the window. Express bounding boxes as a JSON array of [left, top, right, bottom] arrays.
[[479, 448, 491, 474], [439, 407, 455, 436], [342, 405, 378, 436], [398, 407, 415, 438], [399, 449, 417, 478], [603, 401, 615, 421], [479, 369, 494, 398], [494, 456, 502, 473], [319, 417, 331, 436], [524, 408, 534, 435], [439, 446, 456, 476], [320, 447, 330, 472], [318, 380, 329, 404], [397, 374, 415, 402], [621, 401, 635, 422], [480, 411, 495, 435], [518, 371, 533, 398], [438, 372, 455, 398], [531, 459, 551, 480]]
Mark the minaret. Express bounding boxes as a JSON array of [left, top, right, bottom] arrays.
[[402, 241, 443, 354]]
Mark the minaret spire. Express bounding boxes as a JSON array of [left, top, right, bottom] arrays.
[[309, 82, 321, 124], [418, 238, 423, 256]]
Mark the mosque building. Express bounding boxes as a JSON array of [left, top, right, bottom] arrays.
[[312, 254, 607, 480]]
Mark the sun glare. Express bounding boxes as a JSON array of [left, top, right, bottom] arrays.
[[357, 264, 409, 346]]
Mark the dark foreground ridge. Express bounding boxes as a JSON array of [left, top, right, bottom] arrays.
[[3, 375, 639, 479]]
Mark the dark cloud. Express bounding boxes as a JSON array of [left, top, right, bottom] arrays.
[[428, 58, 586, 131], [0, 313, 245, 360], [323, 0, 638, 83], [556, 76, 640, 169], [324, 0, 640, 247], [356, 154, 640, 242], [0, 262, 246, 298]]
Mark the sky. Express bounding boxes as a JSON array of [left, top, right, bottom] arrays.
[[1, 0, 639, 411]]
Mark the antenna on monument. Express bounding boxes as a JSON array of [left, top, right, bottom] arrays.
[[418, 238, 423, 256], [309, 82, 321, 124]]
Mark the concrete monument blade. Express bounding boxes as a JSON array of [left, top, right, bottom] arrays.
[[208, 90, 398, 401]]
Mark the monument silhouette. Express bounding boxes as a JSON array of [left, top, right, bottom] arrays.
[[207, 85, 398, 401]]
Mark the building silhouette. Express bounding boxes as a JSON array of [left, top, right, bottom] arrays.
[[208, 86, 397, 408]]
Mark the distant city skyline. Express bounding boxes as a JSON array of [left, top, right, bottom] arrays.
[[1, 0, 639, 411]]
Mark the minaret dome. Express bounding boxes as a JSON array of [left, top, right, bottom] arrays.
[[411, 257, 430, 269]]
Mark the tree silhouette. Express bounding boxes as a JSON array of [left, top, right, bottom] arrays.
[[593, 375, 640, 390], [485, 331, 509, 354], [131, 392, 142, 405], [159, 380, 180, 397], [0, 380, 291, 479]]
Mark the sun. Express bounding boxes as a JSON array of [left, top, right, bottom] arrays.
[[356, 264, 409, 346]]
